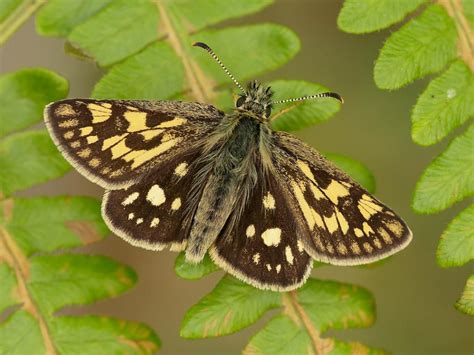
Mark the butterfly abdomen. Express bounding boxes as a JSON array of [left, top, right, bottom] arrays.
[[185, 116, 262, 262]]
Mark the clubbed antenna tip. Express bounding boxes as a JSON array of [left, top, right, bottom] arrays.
[[272, 91, 344, 105]]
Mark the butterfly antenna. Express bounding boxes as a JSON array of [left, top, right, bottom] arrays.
[[271, 92, 344, 105], [193, 42, 246, 94]]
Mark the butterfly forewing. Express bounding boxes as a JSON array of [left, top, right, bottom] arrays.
[[44, 99, 223, 189], [210, 173, 312, 291], [273, 131, 412, 264]]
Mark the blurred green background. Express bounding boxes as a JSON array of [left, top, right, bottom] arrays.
[[1, 0, 472, 354]]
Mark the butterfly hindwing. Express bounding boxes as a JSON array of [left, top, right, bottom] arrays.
[[210, 173, 313, 291], [273, 131, 412, 265], [44, 99, 223, 189], [101, 148, 206, 251]]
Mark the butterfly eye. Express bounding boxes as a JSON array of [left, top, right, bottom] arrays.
[[236, 96, 246, 108], [265, 105, 272, 118]]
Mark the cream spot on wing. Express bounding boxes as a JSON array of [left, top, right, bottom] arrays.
[[373, 238, 382, 249], [263, 192, 276, 210], [335, 209, 349, 234], [337, 243, 348, 255], [88, 158, 100, 167], [363, 242, 373, 253], [276, 264, 281, 274], [58, 119, 79, 128], [136, 218, 143, 225], [126, 105, 138, 111], [101, 102, 112, 108], [130, 137, 182, 169], [291, 181, 319, 231], [128, 213, 135, 220], [354, 228, 364, 238], [174, 162, 188, 177], [378, 227, 393, 244], [86, 135, 99, 144], [102, 134, 127, 151], [101, 167, 111, 175], [88, 103, 111, 123], [79, 126, 93, 136], [70, 140, 81, 149], [266, 264, 272, 271], [297, 240, 304, 252], [310, 184, 326, 200], [55, 104, 75, 117], [122, 192, 139, 206], [171, 197, 182, 211], [141, 129, 164, 140], [324, 213, 339, 234], [157, 117, 187, 128], [124, 111, 148, 132], [63, 131, 74, 140], [147, 185, 166, 206], [150, 217, 160, 228], [110, 139, 131, 159], [324, 180, 350, 204], [297, 160, 316, 182], [246, 224, 256, 238], [252, 253, 260, 265], [326, 244, 335, 254], [363, 222, 374, 236], [350, 242, 361, 255], [285, 246, 294, 265], [78, 148, 91, 158], [261, 228, 281, 246], [384, 219, 403, 237]]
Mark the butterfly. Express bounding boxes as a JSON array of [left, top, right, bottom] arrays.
[[44, 42, 412, 291]]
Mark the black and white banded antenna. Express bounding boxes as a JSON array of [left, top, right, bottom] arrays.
[[272, 92, 344, 105], [193, 42, 246, 94]]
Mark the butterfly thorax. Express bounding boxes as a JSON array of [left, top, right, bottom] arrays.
[[185, 112, 269, 262]]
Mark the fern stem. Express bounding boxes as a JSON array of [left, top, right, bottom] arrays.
[[0, 0, 46, 46], [0, 199, 57, 355], [438, 0, 474, 71], [154, 0, 213, 103], [283, 291, 333, 355]]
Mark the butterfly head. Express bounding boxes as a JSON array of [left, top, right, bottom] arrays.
[[236, 80, 273, 119]]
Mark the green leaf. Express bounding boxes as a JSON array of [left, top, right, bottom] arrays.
[[412, 60, 474, 146], [0, 311, 44, 354], [180, 275, 281, 338], [456, 275, 474, 316], [269, 80, 341, 131], [374, 5, 457, 90], [36, 0, 113, 37], [412, 125, 474, 213], [0, 263, 17, 313], [338, 0, 426, 34], [3, 196, 109, 256], [0, 68, 68, 137], [463, 0, 474, 26], [67, 0, 159, 67], [325, 153, 376, 193], [92, 24, 299, 100], [437, 204, 474, 268], [51, 316, 161, 354], [0, 131, 71, 196], [0, 0, 22, 23], [174, 252, 220, 280], [245, 279, 379, 354]]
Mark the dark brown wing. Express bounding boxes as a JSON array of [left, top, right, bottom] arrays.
[[272, 131, 412, 265], [209, 172, 313, 292], [44, 99, 223, 189]]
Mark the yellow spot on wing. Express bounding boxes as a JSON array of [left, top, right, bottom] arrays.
[[378, 227, 393, 244], [157, 117, 187, 128], [261, 228, 282, 246], [354, 228, 364, 238], [324, 213, 338, 234], [174, 162, 188, 177], [88, 103, 111, 123], [58, 119, 79, 128], [88, 158, 100, 167], [103, 134, 127, 151], [363, 222, 374, 236], [78, 148, 91, 158], [310, 184, 326, 200], [86, 135, 99, 144], [337, 243, 348, 255], [63, 131, 74, 139], [350, 242, 361, 255], [263, 192, 276, 210], [141, 129, 164, 140], [285, 246, 294, 265], [124, 111, 148, 132], [55, 104, 75, 117], [384, 220, 403, 237], [297, 160, 316, 182], [335, 209, 349, 234], [130, 137, 182, 169], [80, 126, 93, 136], [324, 180, 350, 204], [291, 181, 315, 230], [110, 140, 131, 159]]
